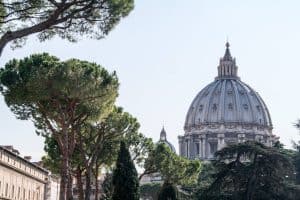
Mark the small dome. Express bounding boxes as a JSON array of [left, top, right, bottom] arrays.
[[158, 127, 176, 152]]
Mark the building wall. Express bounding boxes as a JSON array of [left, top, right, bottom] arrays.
[[0, 147, 48, 200], [45, 176, 60, 200]]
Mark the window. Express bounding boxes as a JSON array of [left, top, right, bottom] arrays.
[[199, 105, 203, 112], [210, 143, 218, 155], [256, 105, 261, 112], [212, 103, 217, 111], [196, 143, 200, 155]]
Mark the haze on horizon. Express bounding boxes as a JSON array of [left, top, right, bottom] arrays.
[[1, 0, 300, 161]]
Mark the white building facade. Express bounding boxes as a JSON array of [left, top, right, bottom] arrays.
[[0, 146, 59, 200]]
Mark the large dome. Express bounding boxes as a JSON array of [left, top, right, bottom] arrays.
[[184, 78, 272, 131], [178, 43, 277, 160]]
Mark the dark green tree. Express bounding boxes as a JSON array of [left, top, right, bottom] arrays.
[[0, 53, 119, 200], [112, 141, 139, 200], [158, 182, 178, 200], [201, 141, 294, 200], [0, 0, 134, 56]]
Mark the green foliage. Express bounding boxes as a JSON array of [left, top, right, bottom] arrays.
[[0, 53, 119, 131], [112, 141, 139, 200], [41, 136, 62, 175], [140, 183, 161, 200], [194, 162, 216, 197], [125, 131, 154, 167], [200, 141, 294, 200], [144, 143, 201, 186], [158, 182, 178, 200], [0, 0, 134, 53]]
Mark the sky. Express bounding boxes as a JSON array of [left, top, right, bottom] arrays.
[[1, 0, 300, 161]]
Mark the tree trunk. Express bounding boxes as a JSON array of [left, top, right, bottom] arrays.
[[67, 171, 73, 200], [59, 152, 69, 200], [76, 167, 84, 200], [95, 164, 99, 200], [84, 167, 92, 200]]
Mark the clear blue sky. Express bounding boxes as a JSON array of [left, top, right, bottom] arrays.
[[1, 0, 300, 161]]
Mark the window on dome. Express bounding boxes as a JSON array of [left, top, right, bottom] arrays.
[[243, 104, 248, 110], [199, 105, 203, 112], [256, 105, 261, 112], [228, 103, 233, 110], [227, 90, 233, 95], [212, 104, 217, 111]]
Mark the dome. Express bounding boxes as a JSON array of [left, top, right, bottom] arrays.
[[178, 43, 277, 160], [184, 43, 272, 132], [158, 127, 176, 152], [184, 79, 272, 131]]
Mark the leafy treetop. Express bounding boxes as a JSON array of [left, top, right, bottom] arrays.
[[0, 0, 134, 55]]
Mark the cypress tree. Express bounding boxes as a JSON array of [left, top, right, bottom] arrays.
[[158, 182, 178, 200], [112, 141, 139, 200]]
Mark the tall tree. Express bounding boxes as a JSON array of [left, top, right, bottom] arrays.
[[0, 53, 119, 200], [112, 141, 139, 200], [0, 0, 134, 56], [201, 141, 294, 200]]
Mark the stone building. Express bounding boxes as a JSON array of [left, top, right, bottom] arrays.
[[178, 43, 278, 160], [0, 145, 59, 200]]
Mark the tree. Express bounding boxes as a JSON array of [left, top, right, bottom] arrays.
[[158, 182, 178, 200], [194, 162, 216, 197], [0, 53, 119, 200], [144, 143, 201, 186], [201, 141, 294, 200], [141, 144, 201, 200], [42, 106, 142, 200], [112, 141, 139, 200], [0, 0, 134, 56]]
